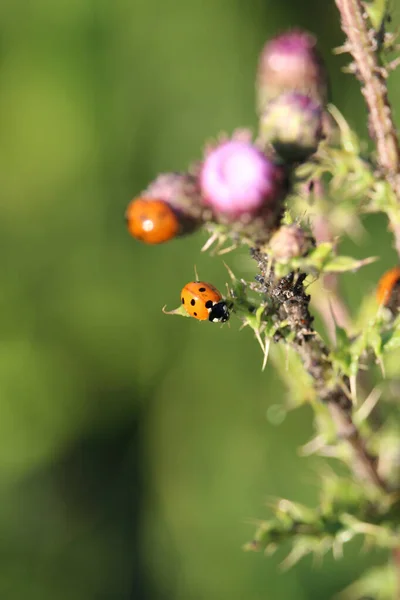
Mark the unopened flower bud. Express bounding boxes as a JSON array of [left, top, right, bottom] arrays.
[[269, 224, 311, 260], [256, 30, 328, 115], [260, 93, 323, 163], [200, 140, 286, 220], [144, 172, 203, 221]]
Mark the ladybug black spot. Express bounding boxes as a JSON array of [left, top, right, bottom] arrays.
[[181, 297, 185, 304], [205, 300, 213, 309], [193, 312, 197, 316], [198, 287, 206, 292], [190, 299, 196, 306]]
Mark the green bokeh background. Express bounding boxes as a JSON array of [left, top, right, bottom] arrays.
[[1, 1, 399, 598]]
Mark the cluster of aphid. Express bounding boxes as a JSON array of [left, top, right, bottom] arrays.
[[124, 27, 400, 330]]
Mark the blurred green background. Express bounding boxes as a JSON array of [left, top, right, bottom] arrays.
[[0, 0, 399, 598]]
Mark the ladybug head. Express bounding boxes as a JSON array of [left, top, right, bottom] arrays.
[[208, 301, 230, 323]]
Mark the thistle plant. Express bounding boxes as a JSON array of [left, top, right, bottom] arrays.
[[126, 1, 400, 597]]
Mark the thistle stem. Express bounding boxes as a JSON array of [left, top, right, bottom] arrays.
[[252, 248, 387, 492], [335, 0, 400, 256], [335, 0, 400, 181]]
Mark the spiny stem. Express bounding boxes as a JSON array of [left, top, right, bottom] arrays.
[[251, 248, 387, 492], [294, 332, 386, 491], [327, 402, 385, 490], [335, 0, 400, 203]]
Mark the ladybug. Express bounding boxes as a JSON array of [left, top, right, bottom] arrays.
[[126, 197, 179, 244], [377, 266, 400, 311], [181, 281, 230, 323]]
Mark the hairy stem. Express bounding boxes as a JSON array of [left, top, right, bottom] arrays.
[[335, 0, 400, 190], [335, 0, 400, 261], [252, 248, 387, 492]]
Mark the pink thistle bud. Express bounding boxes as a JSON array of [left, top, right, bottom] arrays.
[[256, 29, 328, 115], [144, 171, 208, 226], [200, 140, 286, 219], [269, 224, 312, 260], [260, 92, 323, 163], [144, 172, 198, 213]]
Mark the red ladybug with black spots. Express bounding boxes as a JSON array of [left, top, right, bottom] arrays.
[[181, 281, 230, 323]]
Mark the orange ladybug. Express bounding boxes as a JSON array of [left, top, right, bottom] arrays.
[[376, 267, 400, 308], [126, 197, 179, 244], [181, 281, 230, 323]]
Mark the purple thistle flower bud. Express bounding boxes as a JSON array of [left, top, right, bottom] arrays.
[[256, 30, 328, 115], [260, 93, 324, 163], [144, 172, 198, 213], [144, 171, 207, 226], [269, 224, 312, 260], [200, 140, 286, 219]]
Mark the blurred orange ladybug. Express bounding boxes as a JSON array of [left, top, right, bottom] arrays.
[[126, 197, 179, 244], [376, 266, 400, 309], [181, 281, 230, 323]]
